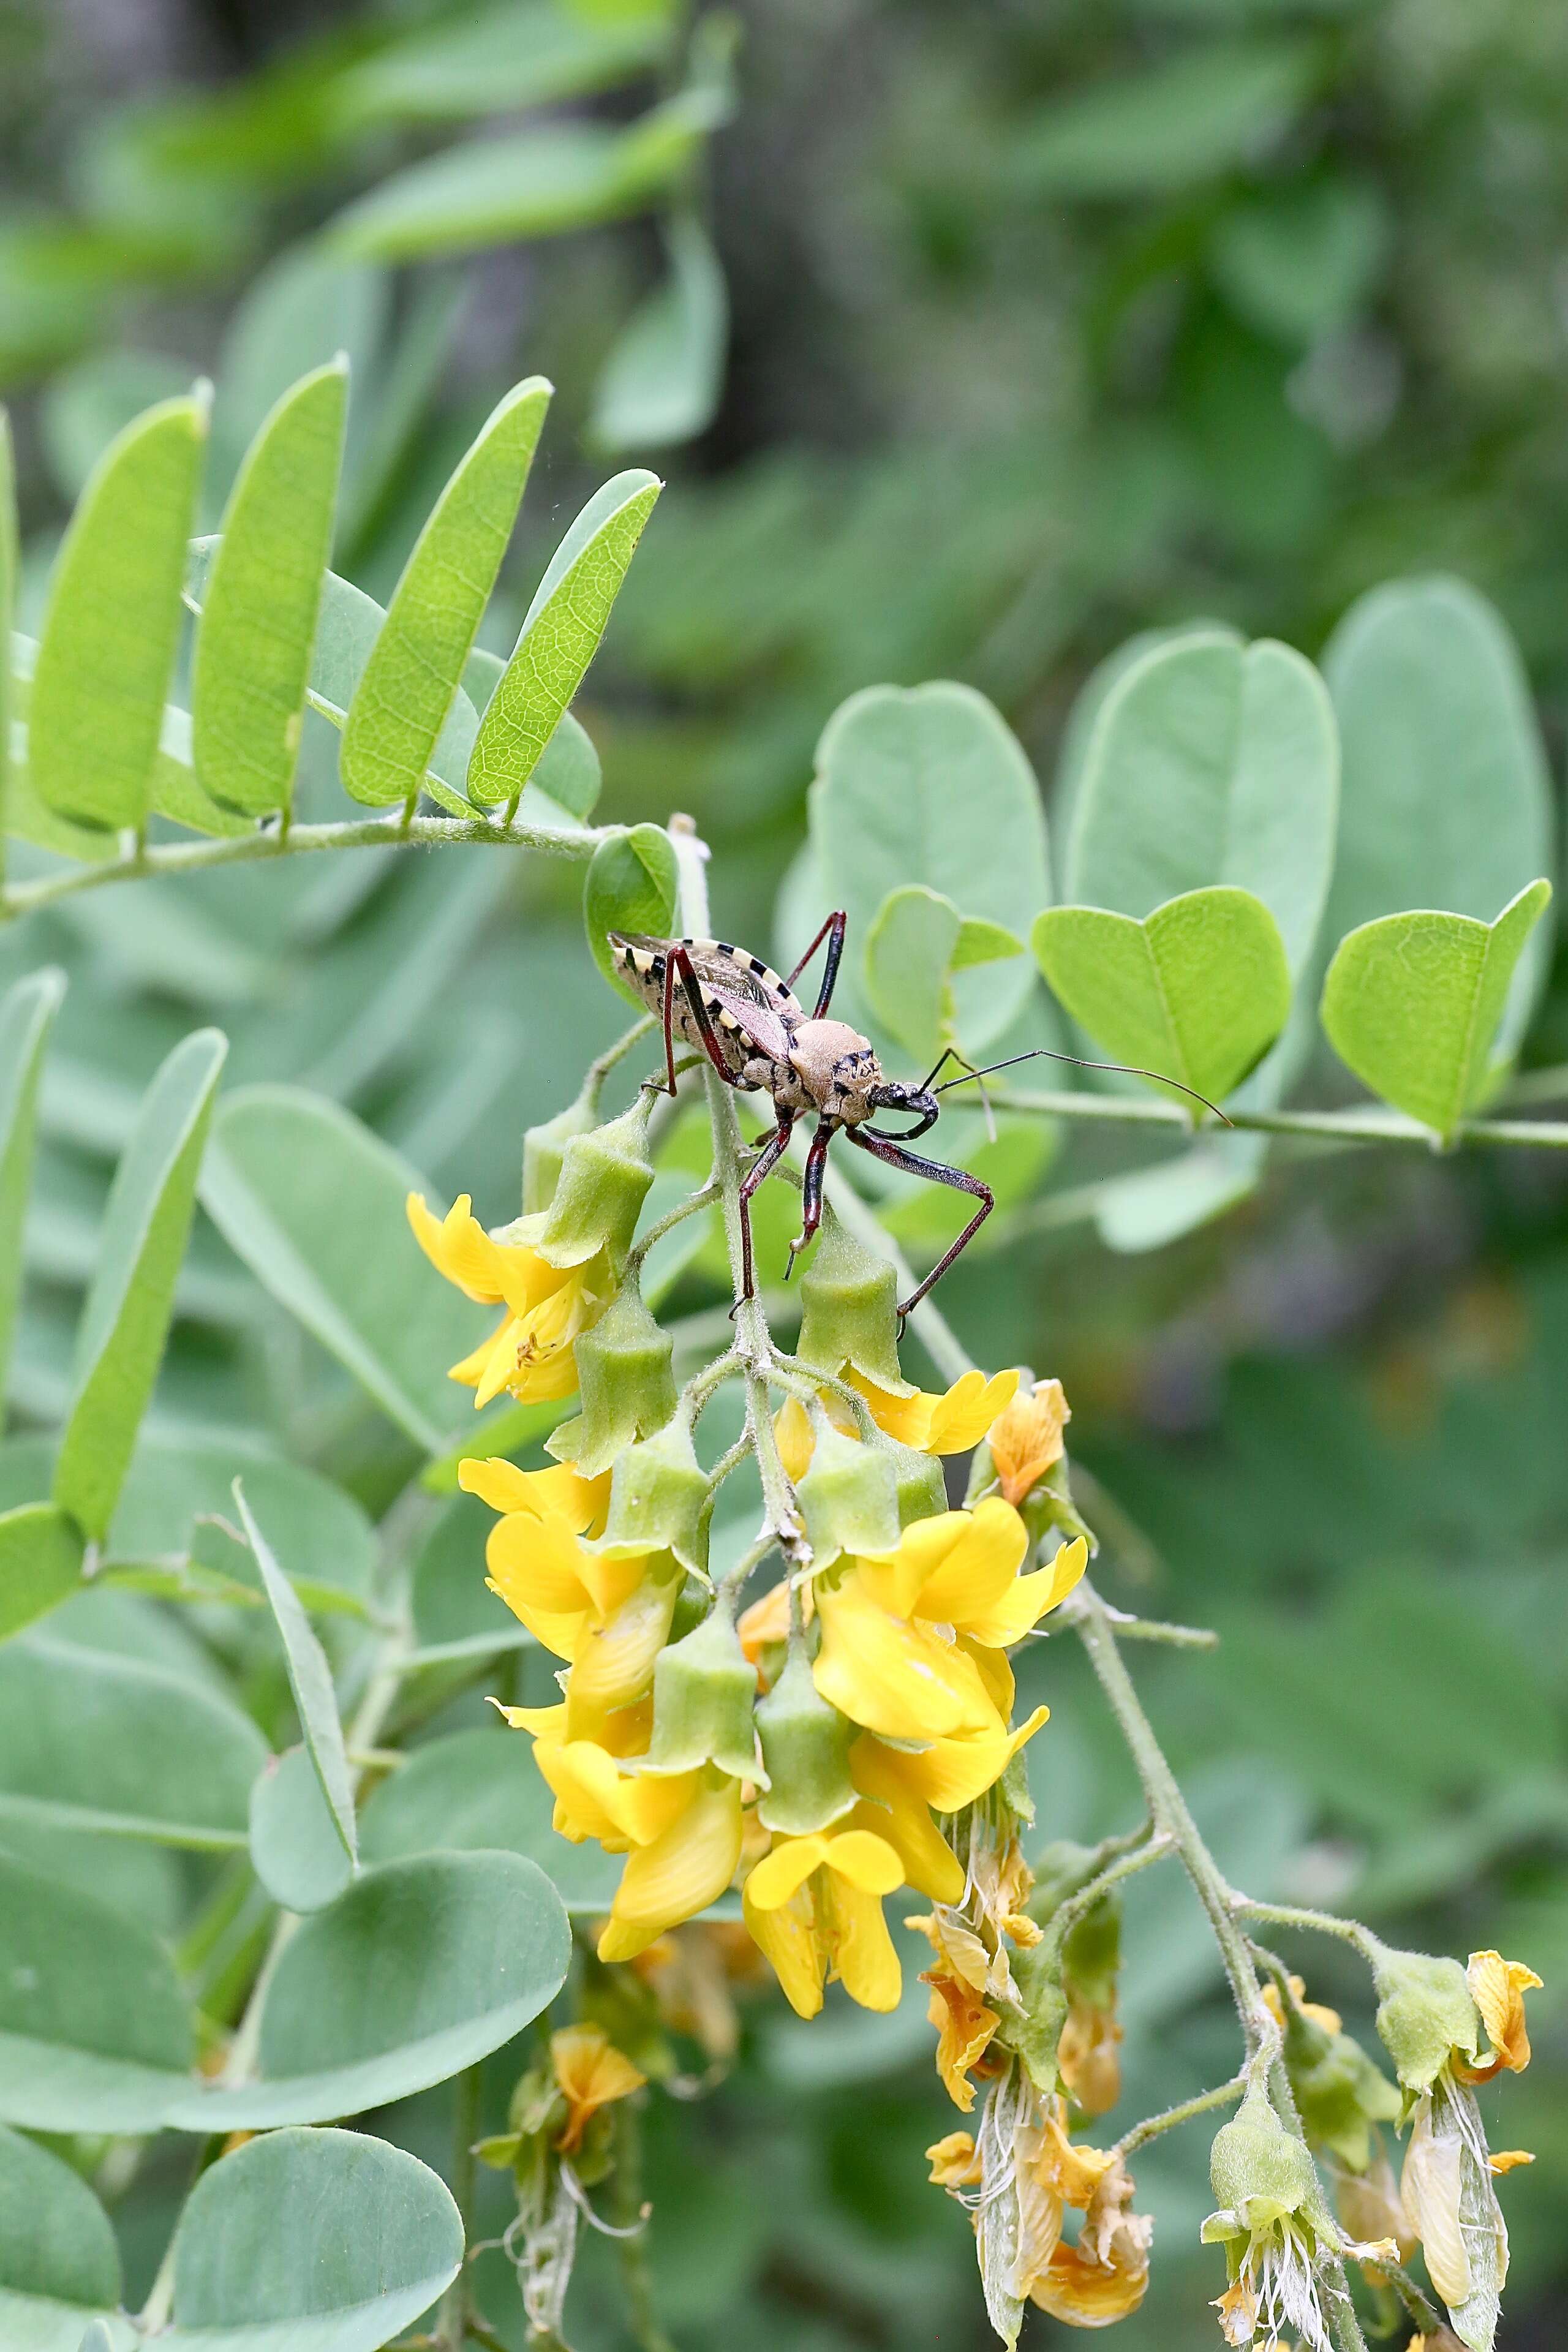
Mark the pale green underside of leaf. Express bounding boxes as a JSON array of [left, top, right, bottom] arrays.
[[0, 968, 64, 1424], [249, 1745, 354, 1913], [235, 1480, 357, 1864], [586, 823, 679, 996]]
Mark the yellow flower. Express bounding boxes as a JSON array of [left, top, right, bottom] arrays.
[[848, 1365, 1020, 1453], [597, 1774, 745, 1964], [846, 1736, 966, 1904], [926, 2129, 983, 2187], [926, 1969, 1000, 2111], [812, 1502, 1085, 1743], [1460, 1949, 1540, 2081], [986, 1378, 1069, 1506], [1028, 2152, 1152, 2325], [1058, 1994, 1124, 2122], [408, 1191, 612, 1406], [549, 2024, 644, 2154], [742, 1822, 905, 2017]]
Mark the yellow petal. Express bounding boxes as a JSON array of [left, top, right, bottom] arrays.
[[846, 1749, 965, 1904], [489, 1697, 566, 1737], [826, 1877, 902, 2011], [988, 1378, 1069, 1507], [742, 1879, 825, 2018], [963, 1536, 1087, 1647], [536, 1739, 697, 1849], [821, 1826, 905, 1897], [1489, 2149, 1534, 2174], [407, 1192, 507, 1302], [927, 2130, 982, 2187], [737, 1575, 807, 1666], [878, 1707, 1049, 1814], [745, 1834, 830, 1912], [850, 1375, 935, 1450], [486, 1513, 598, 1625], [550, 2023, 645, 2152], [1028, 2232, 1150, 2326], [927, 1971, 998, 2111], [1464, 1949, 1541, 2077], [927, 1368, 1020, 1454], [564, 1575, 679, 1734], [911, 1500, 1030, 1629], [598, 1777, 744, 1961], [813, 1578, 1001, 1741], [459, 1456, 608, 1534], [774, 1395, 816, 1483]]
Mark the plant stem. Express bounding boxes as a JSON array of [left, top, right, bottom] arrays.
[[1231, 1898, 1381, 1964], [0, 807, 607, 924], [437, 2064, 484, 2350], [612, 2101, 677, 2352], [1077, 1603, 1218, 1649], [987, 1084, 1568, 1154], [1114, 2070, 1249, 2158]]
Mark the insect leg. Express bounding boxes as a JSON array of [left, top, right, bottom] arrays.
[[652, 952, 681, 1096], [846, 1128, 993, 1320], [783, 910, 848, 1017], [731, 1112, 796, 1305], [672, 948, 749, 1090], [786, 1120, 834, 1278]]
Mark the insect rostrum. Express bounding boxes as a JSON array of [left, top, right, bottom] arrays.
[[609, 909, 993, 1317]]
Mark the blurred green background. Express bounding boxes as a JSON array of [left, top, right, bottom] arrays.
[[2, 0, 1565, 2343]]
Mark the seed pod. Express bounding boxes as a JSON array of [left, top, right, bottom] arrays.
[[596, 1415, 710, 1576], [795, 1414, 900, 1563], [796, 1208, 911, 1395], [535, 1096, 655, 1271], [756, 1645, 856, 1833], [548, 1269, 676, 1477], [642, 1591, 761, 1781]]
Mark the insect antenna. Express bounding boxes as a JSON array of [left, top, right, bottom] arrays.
[[932, 1046, 1233, 1126]]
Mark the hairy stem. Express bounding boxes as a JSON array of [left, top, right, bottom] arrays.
[[987, 1084, 1568, 1155], [1231, 1898, 1381, 1965], [1115, 2071, 1250, 2158], [0, 807, 607, 923]]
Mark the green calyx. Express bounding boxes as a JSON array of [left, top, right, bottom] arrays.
[[1284, 2013, 1401, 2174], [641, 1588, 761, 1781], [795, 1413, 901, 1563], [796, 1208, 913, 1395], [523, 1088, 600, 1216], [548, 1268, 676, 1477], [756, 1644, 856, 1833], [535, 1095, 655, 1271], [595, 1414, 710, 1576], [1208, 2086, 1331, 2234], [1371, 1945, 1479, 2090]]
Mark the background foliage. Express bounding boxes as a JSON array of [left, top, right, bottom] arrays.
[[1, 0, 1566, 2345]]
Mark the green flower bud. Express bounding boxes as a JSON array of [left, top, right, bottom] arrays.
[[1371, 1945, 1479, 2091], [535, 1097, 655, 1272], [796, 1209, 912, 1396], [1285, 2014, 1401, 2174], [596, 1415, 710, 1577], [881, 1433, 946, 1526], [523, 1091, 599, 1216], [1208, 2087, 1330, 2234], [756, 1644, 856, 1833], [642, 1589, 760, 1781], [795, 1414, 900, 1563], [548, 1270, 676, 1477]]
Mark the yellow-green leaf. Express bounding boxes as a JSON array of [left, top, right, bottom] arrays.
[[0, 967, 64, 1425], [0, 1504, 84, 1646]]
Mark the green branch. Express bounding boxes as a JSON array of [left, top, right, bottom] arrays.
[[989, 1084, 1568, 1153], [0, 807, 608, 923]]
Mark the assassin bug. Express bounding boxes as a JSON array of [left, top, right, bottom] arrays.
[[608, 911, 1226, 1321]]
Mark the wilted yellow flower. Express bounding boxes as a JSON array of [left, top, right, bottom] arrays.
[[549, 2024, 644, 2154], [987, 1378, 1070, 1507], [1262, 1974, 1342, 2040], [1460, 1950, 1541, 2081], [927, 2128, 983, 2187], [1029, 2152, 1152, 2326], [742, 1823, 905, 2016], [927, 1969, 1001, 2111], [812, 1502, 1085, 1743], [1058, 1994, 1124, 2122], [409, 1191, 612, 1406]]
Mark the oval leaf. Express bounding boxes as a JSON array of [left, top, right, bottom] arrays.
[[1322, 576, 1553, 1062], [165, 2127, 461, 2352], [1321, 880, 1553, 1139], [249, 1745, 355, 1913], [1033, 886, 1291, 1107], [0, 2123, 126, 2352], [192, 360, 347, 816], [585, 823, 679, 997], [234, 1480, 356, 1863], [53, 1029, 228, 1541], [29, 390, 208, 830], [811, 682, 1050, 1055], [467, 468, 661, 810], [341, 376, 552, 809], [0, 1634, 266, 1847], [359, 1725, 622, 1913], [199, 1087, 491, 1452], [0, 970, 65, 1425], [591, 215, 728, 453], [0, 1503, 83, 1645]]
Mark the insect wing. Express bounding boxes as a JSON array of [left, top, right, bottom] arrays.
[[687, 960, 794, 1063]]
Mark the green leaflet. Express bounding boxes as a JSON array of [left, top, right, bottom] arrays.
[[585, 823, 679, 997], [0, 2123, 126, 2352], [192, 358, 347, 816], [53, 1029, 228, 1542], [249, 1746, 355, 1914], [1013, 36, 1319, 198], [0, 968, 64, 1427], [28, 388, 208, 831], [334, 1, 673, 128], [235, 1480, 357, 1865], [198, 1086, 491, 1453], [164, 2128, 461, 2351], [0, 1504, 83, 1646], [359, 1724, 622, 1913], [862, 884, 1021, 1068], [1320, 880, 1553, 1140], [1033, 886, 1292, 1108], [467, 467, 661, 810], [591, 214, 728, 453], [341, 376, 551, 807], [0, 1635, 266, 1847], [810, 682, 1050, 1054]]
